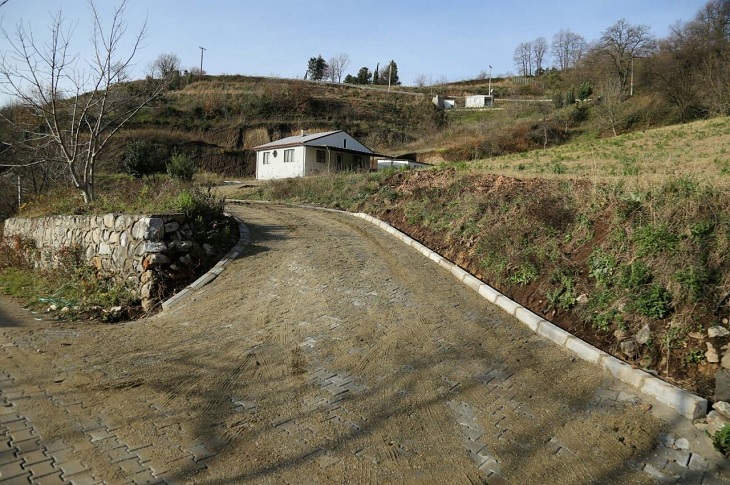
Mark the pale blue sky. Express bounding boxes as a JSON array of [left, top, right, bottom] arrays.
[[0, 0, 709, 89]]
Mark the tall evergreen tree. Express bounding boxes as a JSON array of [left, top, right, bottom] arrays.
[[306, 55, 328, 81]]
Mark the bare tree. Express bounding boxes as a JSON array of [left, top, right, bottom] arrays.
[[532, 37, 548, 74], [598, 18, 657, 92], [149, 52, 181, 80], [414, 73, 429, 87], [595, 77, 626, 136], [551, 30, 587, 70], [0, 1, 163, 203], [327, 53, 350, 83], [513, 41, 533, 76]]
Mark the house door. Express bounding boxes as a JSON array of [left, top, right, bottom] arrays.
[[336, 154, 343, 171]]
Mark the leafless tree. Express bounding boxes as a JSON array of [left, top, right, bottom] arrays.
[[149, 52, 181, 80], [0, 0, 164, 203], [414, 73, 429, 87], [532, 37, 548, 74], [327, 53, 350, 83], [513, 41, 533, 76], [598, 18, 657, 92], [595, 77, 626, 136], [551, 30, 587, 70]]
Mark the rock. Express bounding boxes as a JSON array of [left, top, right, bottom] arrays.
[[164, 221, 179, 233], [103, 213, 115, 229], [635, 324, 652, 345], [576, 293, 589, 304], [688, 332, 704, 340], [709, 326, 730, 338], [707, 410, 730, 436], [614, 329, 627, 341], [715, 369, 730, 402], [203, 243, 215, 256], [722, 352, 730, 370], [143, 253, 171, 269], [143, 241, 167, 253], [714, 401, 730, 420], [168, 240, 194, 253], [620, 339, 639, 360], [674, 437, 690, 450], [724, 318, 729, 325], [706, 342, 720, 363]]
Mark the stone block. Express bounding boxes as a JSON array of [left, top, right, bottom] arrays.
[[514, 307, 544, 332], [565, 337, 608, 364], [715, 369, 730, 402], [641, 376, 707, 420], [493, 295, 520, 317], [536, 321, 571, 346], [601, 355, 648, 389], [143, 241, 167, 253], [478, 284, 500, 303]]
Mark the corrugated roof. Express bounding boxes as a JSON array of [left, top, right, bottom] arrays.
[[254, 130, 343, 150]]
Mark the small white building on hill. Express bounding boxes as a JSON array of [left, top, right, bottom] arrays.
[[254, 130, 375, 180]]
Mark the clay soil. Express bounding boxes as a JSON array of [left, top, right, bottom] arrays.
[[0, 203, 707, 483]]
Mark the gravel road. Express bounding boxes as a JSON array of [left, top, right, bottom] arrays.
[[1, 202, 727, 484]]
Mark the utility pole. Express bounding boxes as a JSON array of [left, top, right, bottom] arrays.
[[199, 46, 206, 81], [488, 65, 493, 95]]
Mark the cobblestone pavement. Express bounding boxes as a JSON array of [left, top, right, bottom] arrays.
[[1, 203, 729, 484]]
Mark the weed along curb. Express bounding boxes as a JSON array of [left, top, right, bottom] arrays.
[[220, 200, 708, 420], [160, 213, 250, 311], [348, 211, 708, 421]]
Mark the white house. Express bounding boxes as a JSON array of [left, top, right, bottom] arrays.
[[465, 95, 494, 108], [254, 130, 375, 180], [375, 159, 431, 171]]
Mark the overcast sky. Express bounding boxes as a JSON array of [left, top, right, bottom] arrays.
[[0, 0, 709, 92]]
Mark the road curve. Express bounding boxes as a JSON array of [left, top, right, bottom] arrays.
[[0, 202, 726, 484]]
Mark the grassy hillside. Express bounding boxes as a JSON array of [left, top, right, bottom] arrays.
[[239, 116, 730, 400]]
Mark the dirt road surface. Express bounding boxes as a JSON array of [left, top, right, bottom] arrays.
[[1, 202, 728, 484]]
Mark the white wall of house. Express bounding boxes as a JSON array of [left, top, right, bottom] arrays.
[[465, 95, 494, 108], [303, 147, 369, 175], [256, 146, 306, 180]]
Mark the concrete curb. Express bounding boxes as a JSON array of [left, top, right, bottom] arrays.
[[178, 199, 708, 420], [347, 211, 708, 420], [160, 213, 250, 311]]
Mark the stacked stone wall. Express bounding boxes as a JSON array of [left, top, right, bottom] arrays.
[[2, 213, 204, 311]]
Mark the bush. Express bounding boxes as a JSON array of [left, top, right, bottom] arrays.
[[167, 153, 196, 181], [124, 139, 165, 179]]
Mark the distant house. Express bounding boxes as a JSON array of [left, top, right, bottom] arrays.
[[375, 158, 431, 171], [465, 95, 494, 108], [432, 95, 457, 109], [254, 130, 375, 180]]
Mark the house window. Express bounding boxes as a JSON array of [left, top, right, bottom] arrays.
[[263, 152, 270, 164], [316, 150, 326, 163], [284, 149, 295, 163]]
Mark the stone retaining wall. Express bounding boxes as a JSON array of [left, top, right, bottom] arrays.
[[2, 213, 207, 311]]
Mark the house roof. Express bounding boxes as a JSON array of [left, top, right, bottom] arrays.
[[253, 130, 376, 156], [253, 130, 343, 151]]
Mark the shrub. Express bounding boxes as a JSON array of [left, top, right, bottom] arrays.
[[632, 284, 672, 319], [167, 153, 196, 181], [124, 139, 164, 179], [714, 425, 730, 456]]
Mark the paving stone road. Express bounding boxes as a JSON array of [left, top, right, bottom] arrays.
[[1, 202, 729, 484]]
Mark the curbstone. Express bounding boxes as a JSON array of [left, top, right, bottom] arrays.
[[514, 307, 543, 332], [477, 284, 500, 304], [641, 377, 707, 420], [536, 321, 571, 346], [462, 275, 483, 293], [601, 355, 649, 390], [493, 295, 520, 317], [565, 336, 607, 365], [450, 265, 470, 282]]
